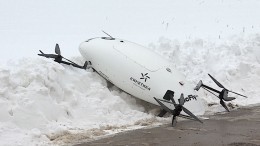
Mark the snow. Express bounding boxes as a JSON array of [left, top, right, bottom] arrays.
[[0, 0, 260, 145], [0, 33, 259, 145], [0, 58, 162, 145], [150, 33, 260, 110]]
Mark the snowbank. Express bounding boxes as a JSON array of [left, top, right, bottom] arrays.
[[0, 34, 259, 145], [149, 33, 260, 112], [0, 58, 160, 145]]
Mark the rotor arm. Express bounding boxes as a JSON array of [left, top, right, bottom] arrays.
[[55, 59, 88, 70], [38, 44, 89, 70], [194, 80, 221, 94], [201, 84, 221, 94]]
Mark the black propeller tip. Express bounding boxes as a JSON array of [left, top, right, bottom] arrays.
[[194, 80, 203, 91], [220, 100, 230, 112], [179, 93, 185, 106], [172, 116, 177, 126], [55, 44, 61, 55], [208, 74, 225, 89], [229, 91, 248, 98], [153, 97, 172, 114], [182, 106, 203, 123], [39, 50, 44, 54]]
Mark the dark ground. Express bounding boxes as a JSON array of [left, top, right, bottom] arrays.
[[76, 106, 260, 146]]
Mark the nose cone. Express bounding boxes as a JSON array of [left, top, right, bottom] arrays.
[[79, 41, 90, 59], [79, 42, 86, 55]]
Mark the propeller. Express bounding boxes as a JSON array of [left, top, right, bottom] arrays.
[[208, 74, 247, 112], [154, 93, 203, 126], [208, 74, 247, 97], [38, 53, 58, 58], [208, 74, 247, 98], [38, 44, 61, 60], [208, 74, 225, 88], [39, 44, 76, 64], [55, 44, 61, 55], [38, 44, 88, 70]]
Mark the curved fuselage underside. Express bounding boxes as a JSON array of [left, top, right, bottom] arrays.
[[79, 37, 205, 115]]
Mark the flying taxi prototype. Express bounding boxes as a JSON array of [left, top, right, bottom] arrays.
[[38, 32, 247, 126]]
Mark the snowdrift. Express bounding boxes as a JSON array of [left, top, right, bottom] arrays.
[[150, 34, 260, 110], [0, 58, 158, 145], [0, 34, 260, 145]]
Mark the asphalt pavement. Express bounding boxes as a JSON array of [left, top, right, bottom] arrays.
[[76, 106, 260, 146]]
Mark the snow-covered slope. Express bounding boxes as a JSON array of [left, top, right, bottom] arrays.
[[0, 33, 259, 145], [0, 58, 161, 145], [150, 33, 260, 112]]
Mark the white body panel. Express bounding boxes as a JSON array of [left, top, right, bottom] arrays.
[[79, 37, 205, 115]]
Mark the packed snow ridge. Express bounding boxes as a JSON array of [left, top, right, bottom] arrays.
[[0, 34, 260, 145]]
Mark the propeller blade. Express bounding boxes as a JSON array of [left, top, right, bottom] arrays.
[[83, 61, 88, 69], [169, 93, 177, 107], [153, 97, 172, 113], [38, 54, 45, 57], [221, 90, 228, 100], [172, 116, 177, 127], [38, 53, 58, 58], [179, 93, 185, 106], [55, 44, 61, 55], [208, 74, 225, 89], [220, 100, 230, 112], [62, 56, 79, 66], [223, 97, 236, 101], [157, 98, 173, 104], [182, 106, 203, 123], [39, 50, 44, 54], [194, 80, 203, 91], [229, 91, 248, 98]]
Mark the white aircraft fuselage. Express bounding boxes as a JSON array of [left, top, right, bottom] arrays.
[[79, 37, 205, 115]]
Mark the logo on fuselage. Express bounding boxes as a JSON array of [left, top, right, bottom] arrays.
[[178, 95, 198, 103], [140, 73, 150, 82], [130, 76, 151, 91]]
